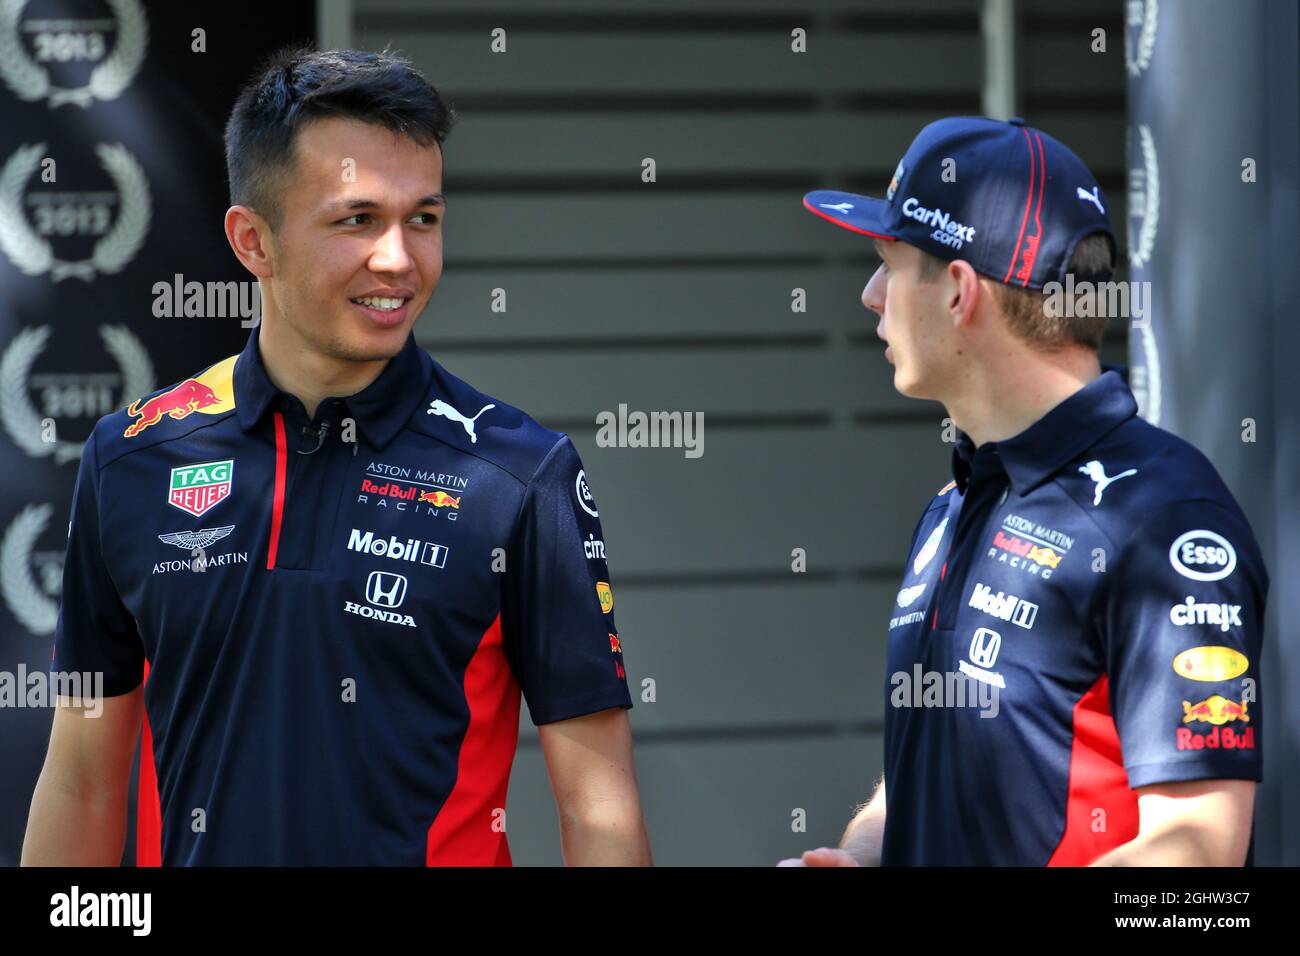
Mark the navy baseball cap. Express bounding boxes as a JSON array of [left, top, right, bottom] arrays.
[[803, 116, 1115, 290]]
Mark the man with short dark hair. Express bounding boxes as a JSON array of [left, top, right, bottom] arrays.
[[782, 117, 1266, 866], [24, 47, 650, 866]]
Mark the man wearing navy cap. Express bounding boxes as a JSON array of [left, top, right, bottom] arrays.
[[781, 117, 1267, 866]]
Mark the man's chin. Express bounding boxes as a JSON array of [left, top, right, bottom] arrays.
[[892, 366, 914, 395], [893, 368, 931, 401], [323, 334, 405, 365], [336, 316, 413, 361]]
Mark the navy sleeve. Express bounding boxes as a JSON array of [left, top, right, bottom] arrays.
[[52, 424, 144, 697], [1101, 499, 1267, 788], [500, 436, 632, 726]]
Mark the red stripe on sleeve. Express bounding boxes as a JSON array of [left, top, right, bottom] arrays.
[[1046, 674, 1140, 866], [426, 613, 521, 866]]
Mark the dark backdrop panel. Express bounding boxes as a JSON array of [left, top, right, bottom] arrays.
[[0, 0, 315, 867], [1126, 0, 1298, 864]]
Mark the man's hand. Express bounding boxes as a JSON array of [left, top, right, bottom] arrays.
[[778, 774, 885, 867], [778, 847, 861, 867]]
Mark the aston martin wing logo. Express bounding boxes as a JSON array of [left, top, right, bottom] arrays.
[[157, 525, 235, 550]]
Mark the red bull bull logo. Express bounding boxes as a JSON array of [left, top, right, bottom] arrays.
[[1025, 545, 1061, 568], [1181, 695, 1249, 726], [124, 379, 222, 438], [608, 633, 623, 654], [1176, 695, 1255, 751], [417, 490, 461, 508]]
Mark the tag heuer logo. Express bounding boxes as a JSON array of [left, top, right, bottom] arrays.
[[168, 459, 233, 517]]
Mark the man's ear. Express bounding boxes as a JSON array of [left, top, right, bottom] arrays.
[[945, 259, 982, 331], [224, 205, 275, 280]]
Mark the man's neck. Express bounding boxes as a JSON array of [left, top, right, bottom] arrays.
[[945, 347, 1103, 449], [257, 318, 390, 421]]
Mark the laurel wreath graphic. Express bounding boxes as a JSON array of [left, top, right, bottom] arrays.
[[1, 502, 57, 637], [0, 0, 147, 108], [1125, 0, 1158, 78], [1129, 125, 1159, 270], [1136, 318, 1162, 427], [0, 142, 152, 282], [1, 324, 155, 464]]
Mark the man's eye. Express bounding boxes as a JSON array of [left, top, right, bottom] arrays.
[[410, 213, 439, 225], [340, 213, 369, 226]]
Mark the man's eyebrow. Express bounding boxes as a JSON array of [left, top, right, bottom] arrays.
[[321, 194, 446, 213]]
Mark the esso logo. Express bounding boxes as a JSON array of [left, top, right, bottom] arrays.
[[575, 469, 599, 517], [1169, 530, 1237, 582]]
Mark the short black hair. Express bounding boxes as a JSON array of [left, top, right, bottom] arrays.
[[224, 45, 456, 228]]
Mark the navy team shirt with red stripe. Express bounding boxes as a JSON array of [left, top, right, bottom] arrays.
[[54, 325, 631, 865], [881, 368, 1267, 866]]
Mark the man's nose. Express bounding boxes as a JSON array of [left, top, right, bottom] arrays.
[[861, 265, 886, 315], [370, 224, 414, 274]]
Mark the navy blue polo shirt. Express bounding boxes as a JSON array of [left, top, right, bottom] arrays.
[[54, 325, 631, 865], [881, 369, 1267, 866]]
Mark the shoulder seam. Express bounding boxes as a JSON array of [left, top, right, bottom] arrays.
[[503, 433, 571, 561], [97, 410, 241, 471], [392, 417, 547, 489]]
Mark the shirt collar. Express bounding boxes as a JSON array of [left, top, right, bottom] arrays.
[[233, 324, 430, 451], [951, 363, 1137, 496]]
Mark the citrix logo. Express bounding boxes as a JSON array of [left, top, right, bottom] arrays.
[[901, 197, 977, 247]]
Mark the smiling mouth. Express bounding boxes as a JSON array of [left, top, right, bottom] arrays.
[[349, 295, 409, 312]]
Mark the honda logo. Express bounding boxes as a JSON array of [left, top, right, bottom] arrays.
[[366, 570, 408, 608], [968, 627, 1002, 669]]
